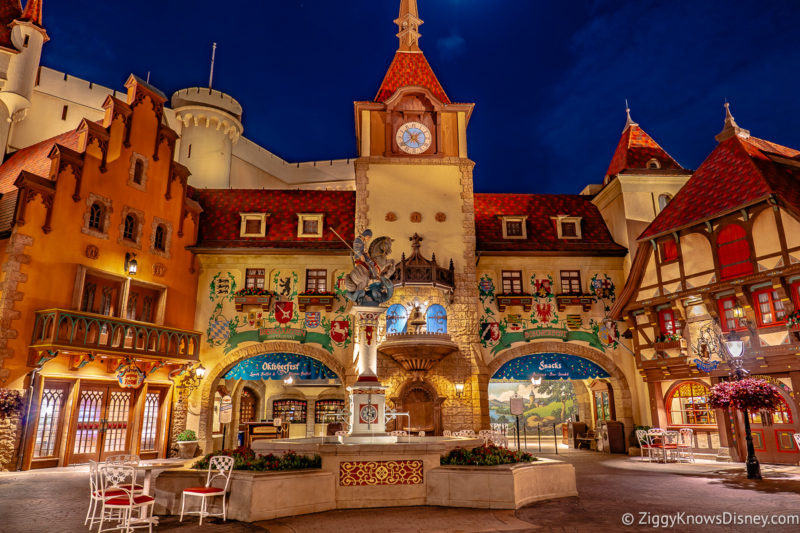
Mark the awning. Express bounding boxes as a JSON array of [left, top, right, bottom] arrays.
[[223, 353, 340, 382], [492, 353, 610, 381]]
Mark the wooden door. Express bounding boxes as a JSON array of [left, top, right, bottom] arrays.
[[69, 383, 134, 464], [747, 390, 799, 464], [405, 388, 434, 433]]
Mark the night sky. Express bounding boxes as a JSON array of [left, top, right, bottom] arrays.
[[43, 1, 800, 194]]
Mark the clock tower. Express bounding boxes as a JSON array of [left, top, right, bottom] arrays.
[[353, 1, 488, 432]]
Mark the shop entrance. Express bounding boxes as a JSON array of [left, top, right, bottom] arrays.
[[746, 386, 799, 464], [69, 383, 135, 464]]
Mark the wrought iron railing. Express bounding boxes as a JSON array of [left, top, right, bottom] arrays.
[[30, 308, 200, 361]]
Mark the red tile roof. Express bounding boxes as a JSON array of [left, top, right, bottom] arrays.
[[19, 0, 41, 27], [0, 0, 22, 49], [474, 193, 626, 254], [0, 129, 79, 194], [190, 188, 355, 250], [606, 124, 684, 177], [639, 134, 800, 240], [375, 51, 450, 104]]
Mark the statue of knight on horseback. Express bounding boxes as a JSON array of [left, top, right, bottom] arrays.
[[333, 228, 396, 306]]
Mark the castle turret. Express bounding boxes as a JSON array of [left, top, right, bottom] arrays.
[[171, 87, 243, 188], [0, 0, 48, 153]]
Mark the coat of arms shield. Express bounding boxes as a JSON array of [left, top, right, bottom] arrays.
[[275, 301, 294, 324]]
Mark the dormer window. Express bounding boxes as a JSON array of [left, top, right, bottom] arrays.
[[297, 213, 324, 238], [553, 216, 582, 239], [500, 216, 527, 240], [240, 213, 267, 238], [647, 158, 661, 169]]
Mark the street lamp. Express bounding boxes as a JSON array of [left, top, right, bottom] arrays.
[[722, 321, 761, 480]]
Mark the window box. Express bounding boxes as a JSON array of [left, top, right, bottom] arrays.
[[496, 294, 533, 312], [653, 340, 682, 351], [555, 294, 593, 312], [233, 288, 275, 312], [297, 292, 336, 312]]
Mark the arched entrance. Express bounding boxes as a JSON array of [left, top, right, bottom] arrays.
[[390, 379, 445, 435], [487, 342, 634, 445], [197, 341, 348, 450]]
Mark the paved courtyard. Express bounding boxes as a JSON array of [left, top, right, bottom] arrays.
[[1, 450, 799, 533]]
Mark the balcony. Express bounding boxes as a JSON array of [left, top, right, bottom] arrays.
[[495, 294, 533, 312], [379, 332, 459, 377], [555, 293, 594, 312], [29, 308, 201, 363]]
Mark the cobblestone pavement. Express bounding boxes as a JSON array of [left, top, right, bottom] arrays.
[[1, 451, 799, 533]]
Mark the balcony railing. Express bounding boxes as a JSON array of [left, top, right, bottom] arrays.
[[30, 308, 201, 362]]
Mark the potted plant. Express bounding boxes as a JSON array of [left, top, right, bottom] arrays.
[[176, 429, 199, 459]]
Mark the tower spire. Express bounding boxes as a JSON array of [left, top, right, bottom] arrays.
[[19, 0, 43, 27], [715, 101, 750, 142], [623, 99, 637, 131], [395, 0, 423, 52]]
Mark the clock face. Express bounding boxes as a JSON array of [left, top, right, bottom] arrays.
[[359, 404, 378, 424], [396, 121, 432, 155]]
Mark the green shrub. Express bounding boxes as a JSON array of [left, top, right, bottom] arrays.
[[193, 446, 322, 471], [440, 444, 537, 466], [177, 429, 197, 441]]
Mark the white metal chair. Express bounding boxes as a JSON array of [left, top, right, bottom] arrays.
[[478, 429, 493, 445], [97, 464, 155, 533], [793, 433, 800, 465], [105, 455, 144, 495], [180, 455, 235, 525], [635, 429, 653, 461], [85, 460, 125, 529], [662, 431, 680, 462], [389, 430, 408, 436], [646, 429, 666, 463], [442, 430, 452, 437], [677, 428, 695, 463]]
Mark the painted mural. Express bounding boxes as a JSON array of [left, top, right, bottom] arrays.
[[478, 272, 618, 356], [204, 269, 354, 355], [489, 381, 578, 429]]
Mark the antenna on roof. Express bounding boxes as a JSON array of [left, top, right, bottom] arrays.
[[208, 42, 217, 89], [146, 71, 151, 84]]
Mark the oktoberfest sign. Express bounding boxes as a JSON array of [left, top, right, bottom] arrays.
[[493, 353, 610, 381], [223, 353, 339, 381]]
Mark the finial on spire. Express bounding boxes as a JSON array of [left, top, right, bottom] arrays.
[[19, 0, 43, 27], [623, 99, 637, 131], [715, 101, 750, 142], [208, 42, 217, 89], [395, 0, 423, 52]]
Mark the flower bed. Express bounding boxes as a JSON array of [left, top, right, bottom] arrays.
[[193, 446, 321, 471], [440, 444, 536, 466]]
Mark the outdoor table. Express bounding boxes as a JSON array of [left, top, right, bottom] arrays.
[[136, 460, 181, 522]]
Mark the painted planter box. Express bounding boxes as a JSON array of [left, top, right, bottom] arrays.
[[297, 294, 335, 312], [154, 468, 335, 521], [496, 294, 533, 312], [426, 458, 578, 509], [653, 340, 682, 351], [556, 294, 594, 312], [234, 295, 273, 312]]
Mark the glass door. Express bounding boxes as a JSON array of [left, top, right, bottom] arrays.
[[69, 383, 134, 464]]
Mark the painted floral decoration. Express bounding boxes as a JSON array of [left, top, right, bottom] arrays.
[[655, 333, 681, 343], [785, 310, 800, 328], [0, 388, 23, 417], [708, 378, 783, 412]]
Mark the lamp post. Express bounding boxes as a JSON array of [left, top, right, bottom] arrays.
[[721, 324, 761, 480]]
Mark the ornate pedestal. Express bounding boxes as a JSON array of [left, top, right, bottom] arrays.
[[348, 306, 390, 437]]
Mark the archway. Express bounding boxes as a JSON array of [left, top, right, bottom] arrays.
[[197, 341, 349, 449], [487, 341, 634, 445], [390, 379, 445, 435]]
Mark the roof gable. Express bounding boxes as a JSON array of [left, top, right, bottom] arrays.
[[375, 51, 450, 105], [606, 124, 684, 177], [0, 129, 79, 194], [638, 134, 800, 240]]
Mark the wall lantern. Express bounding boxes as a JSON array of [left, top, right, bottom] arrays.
[[283, 375, 294, 386], [194, 364, 206, 378], [124, 252, 138, 276], [530, 373, 544, 387], [454, 382, 465, 397]]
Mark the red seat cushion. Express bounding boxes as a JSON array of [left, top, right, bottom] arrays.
[[183, 486, 225, 495], [104, 495, 154, 506], [93, 489, 126, 498]]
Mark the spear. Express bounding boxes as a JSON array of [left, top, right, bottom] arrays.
[[329, 227, 357, 254]]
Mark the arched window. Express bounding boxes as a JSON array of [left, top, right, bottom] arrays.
[[154, 224, 166, 251], [647, 158, 661, 170], [89, 203, 104, 230], [386, 304, 408, 334], [133, 159, 144, 185], [717, 224, 753, 280], [240, 388, 256, 424], [426, 304, 447, 333], [658, 194, 672, 211], [666, 382, 716, 426], [750, 393, 793, 425], [123, 214, 137, 241]]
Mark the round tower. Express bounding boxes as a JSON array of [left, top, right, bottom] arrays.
[[171, 87, 243, 189], [0, 0, 48, 153]]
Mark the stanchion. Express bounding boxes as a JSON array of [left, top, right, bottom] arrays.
[[553, 424, 558, 455], [537, 424, 542, 452], [515, 415, 521, 450], [523, 422, 527, 451]]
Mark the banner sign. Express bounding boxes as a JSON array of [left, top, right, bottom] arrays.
[[220, 395, 233, 424], [223, 353, 340, 382], [492, 353, 610, 381], [225, 327, 333, 354], [491, 327, 605, 355]]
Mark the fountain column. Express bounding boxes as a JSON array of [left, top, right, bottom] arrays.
[[347, 306, 389, 436]]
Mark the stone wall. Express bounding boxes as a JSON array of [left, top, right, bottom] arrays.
[[0, 232, 33, 385], [0, 390, 26, 471], [169, 400, 188, 458]]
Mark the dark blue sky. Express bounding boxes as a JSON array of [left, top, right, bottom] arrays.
[[43, 1, 800, 194]]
